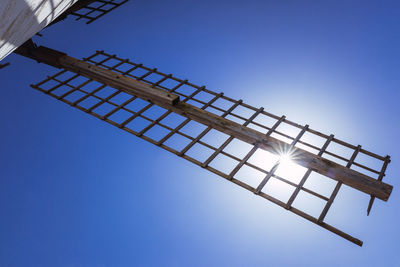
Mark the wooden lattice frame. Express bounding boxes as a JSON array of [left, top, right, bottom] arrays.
[[29, 50, 392, 246], [50, 0, 130, 25]]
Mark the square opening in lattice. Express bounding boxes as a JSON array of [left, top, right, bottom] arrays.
[[91, 102, 116, 116], [76, 96, 101, 110], [101, 3, 116, 10], [351, 151, 383, 177], [101, 58, 121, 69], [326, 141, 355, 162], [192, 91, 215, 103], [291, 190, 327, 218], [223, 139, 253, 159], [299, 131, 327, 151], [205, 106, 224, 116], [144, 73, 164, 84], [262, 177, 296, 203], [80, 80, 105, 93], [275, 158, 307, 185], [124, 98, 151, 112], [115, 62, 135, 74], [141, 105, 168, 120], [212, 98, 235, 111], [129, 67, 150, 79], [303, 172, 337, 198], [175, 84, 197, 97], [63, 90, 86, 103], [225, 114, 246, 125], [37, 78, 59, 91], [200, 129, 230, 148], [144, 125, 171, 142], [185, 99, 203, 108], [247, 149, 279, 172], [160, 113, 187, 129], [158, 78, 181, 91], [94, 87, 118, 98], [233, 165, 265, 188], [107, 109, 133, 124], [163, 133, 192, 152], [50, 85, 72, 97], [88, 54, 108, 64], [208, 154, 239, 175], [179, 121, 208, 138], [68, 75, 90, 87], [275, 122, 303, 139], [253, 114, 280, 130], [230, 105, 256, 120], [108, 92, 132, 105], [185, 143, 215, 163], [74, 8, 87, 15], [124, 116, 152, 133], [88, 1, 104, 8]]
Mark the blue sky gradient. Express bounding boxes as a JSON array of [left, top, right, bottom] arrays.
[[0, 0, 399, 266]]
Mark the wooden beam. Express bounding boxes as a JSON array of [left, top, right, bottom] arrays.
[[17, 45, 393, 202], [59, 56, 180, 106], [170, 102, 392, 201]]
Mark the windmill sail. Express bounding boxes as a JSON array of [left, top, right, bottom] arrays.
[[49, 0, 129, 25], [17, 44, 392, 246]]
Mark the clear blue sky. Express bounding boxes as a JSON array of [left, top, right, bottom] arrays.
[[1, 0, 399, 266]]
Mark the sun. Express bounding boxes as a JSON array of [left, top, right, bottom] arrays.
[[276, 152, 307, 184], [279, 153, 293, 165]]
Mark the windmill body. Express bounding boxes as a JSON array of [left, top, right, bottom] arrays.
[[0, 0, 78, 60]]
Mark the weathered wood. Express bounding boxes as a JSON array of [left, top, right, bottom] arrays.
[[367, 156, 391, 215], [169, 102, 392, 201], [19, 45, 393, 202], [59, 55, 180, 106]]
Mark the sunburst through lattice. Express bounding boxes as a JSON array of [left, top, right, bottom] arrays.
[[31, 50, 391, 246]]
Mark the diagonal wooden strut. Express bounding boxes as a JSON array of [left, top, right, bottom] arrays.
[[16, 43, 393, 246]]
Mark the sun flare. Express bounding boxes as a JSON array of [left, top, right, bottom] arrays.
[[276, 152, 307, 184]]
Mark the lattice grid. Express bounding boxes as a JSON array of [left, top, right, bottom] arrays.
[[31, 50, 391, 245], [70, 0, 129, 24]]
